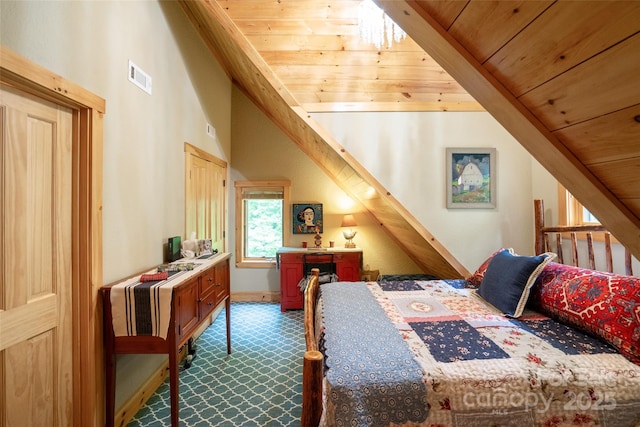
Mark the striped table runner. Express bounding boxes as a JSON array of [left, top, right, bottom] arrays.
[[109, 266, 204, 339]]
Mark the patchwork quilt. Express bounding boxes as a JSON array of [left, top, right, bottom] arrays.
[[319, 280, 640, 427]]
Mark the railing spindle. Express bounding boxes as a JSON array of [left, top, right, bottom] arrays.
[[586, 232, 596, 270]]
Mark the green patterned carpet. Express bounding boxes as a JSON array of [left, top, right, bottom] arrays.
[[128, 302, 305, 426]]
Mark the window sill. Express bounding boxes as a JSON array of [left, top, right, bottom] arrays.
[[236, 259, 277, 269]]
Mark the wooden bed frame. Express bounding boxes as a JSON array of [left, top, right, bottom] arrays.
[[302, 268, 322, 427], [301, 200, 636, 426], [534, 199, 634, 275]]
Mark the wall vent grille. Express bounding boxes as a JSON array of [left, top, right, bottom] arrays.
[[128, 60, 152, 95]]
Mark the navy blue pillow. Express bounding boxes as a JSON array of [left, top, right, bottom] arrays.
[[478, 249, 554, 317]]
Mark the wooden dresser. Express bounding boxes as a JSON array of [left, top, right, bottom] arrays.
[[276, 247, 363, 311], [101, 253, 231, 427]]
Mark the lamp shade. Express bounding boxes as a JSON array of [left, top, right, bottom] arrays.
[[341, 214, 357, 228]]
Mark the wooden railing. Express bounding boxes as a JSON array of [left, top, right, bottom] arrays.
[[534, 199, 634, 276]]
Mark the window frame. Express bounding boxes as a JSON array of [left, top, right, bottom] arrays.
[[557, 183, 620, 244], [557, 183, 600, 226], [234, 180, 290, 268]]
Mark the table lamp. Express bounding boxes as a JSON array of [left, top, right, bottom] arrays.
[[341, 214, 358, 248]]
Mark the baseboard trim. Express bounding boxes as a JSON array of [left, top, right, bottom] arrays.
[[232, 291, 279, 302], [115, 358, 171, 426]]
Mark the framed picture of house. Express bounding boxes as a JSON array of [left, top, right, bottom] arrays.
[[293, 203, 323, 234], [446, 148, 496, 209]]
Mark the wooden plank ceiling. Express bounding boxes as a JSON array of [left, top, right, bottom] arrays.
[[218, 0, 482, 113], [179, 0, 640, 276]]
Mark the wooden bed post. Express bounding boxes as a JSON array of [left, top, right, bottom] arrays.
[[534, 199, 546, 255], [302, 268, 323, 427], [302, 350, 323, 427]]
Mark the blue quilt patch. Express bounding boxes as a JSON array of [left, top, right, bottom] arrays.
[[409, 320, 510, 362], [444, 279, 467, 289], [378, 280, 425, 292], [509, 318, 617, 355], [378, 279, 466, 291]]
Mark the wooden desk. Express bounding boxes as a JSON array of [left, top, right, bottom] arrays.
[[101, 253, 231, 427], [276, 247, 363, 311]]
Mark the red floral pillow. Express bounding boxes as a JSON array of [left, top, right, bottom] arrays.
[[530, 262, 640, 365], [465, 248, 512, 288]]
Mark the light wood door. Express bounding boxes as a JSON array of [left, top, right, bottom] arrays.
[[0, 86, 74, 426], [185, 145, 226, 252], [186, 154, 214, 240]]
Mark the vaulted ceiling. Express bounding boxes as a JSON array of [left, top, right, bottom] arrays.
[[179, 0, 640, 277], [211, 0, 483, 113]]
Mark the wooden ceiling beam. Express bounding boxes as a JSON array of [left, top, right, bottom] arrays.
[[219, 0, 358, 20], [297, 91, 477, 104], [302, 101, 484, 113], [284, 79, 470, 94], [298, 92, 477, 104], [244, 33, 423, 52], [270, 64, 463, 81], [259, 50, 443, 67]]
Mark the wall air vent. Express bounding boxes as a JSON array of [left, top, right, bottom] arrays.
[[207, 123, 216, 138], [128, 60, 152, 95]]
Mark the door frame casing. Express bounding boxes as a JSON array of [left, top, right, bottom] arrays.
[[1, 46, 104, 426]]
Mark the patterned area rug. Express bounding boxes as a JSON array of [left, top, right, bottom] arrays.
[[128, 302, 305, 426]]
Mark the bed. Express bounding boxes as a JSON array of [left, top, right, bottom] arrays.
[[302, 200, 640, 427]]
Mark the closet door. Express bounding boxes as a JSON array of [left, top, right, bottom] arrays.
[[185, 143, 227, 252], [187, 154, 213, 239], [1, 86, 74, 426]]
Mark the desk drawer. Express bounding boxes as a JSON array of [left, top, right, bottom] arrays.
[[200, 268, 217, 296], [279, 253, 304, 263], [200, 288, 217, 318]]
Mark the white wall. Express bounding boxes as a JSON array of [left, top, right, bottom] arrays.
[[312, 111, 548, 271]]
